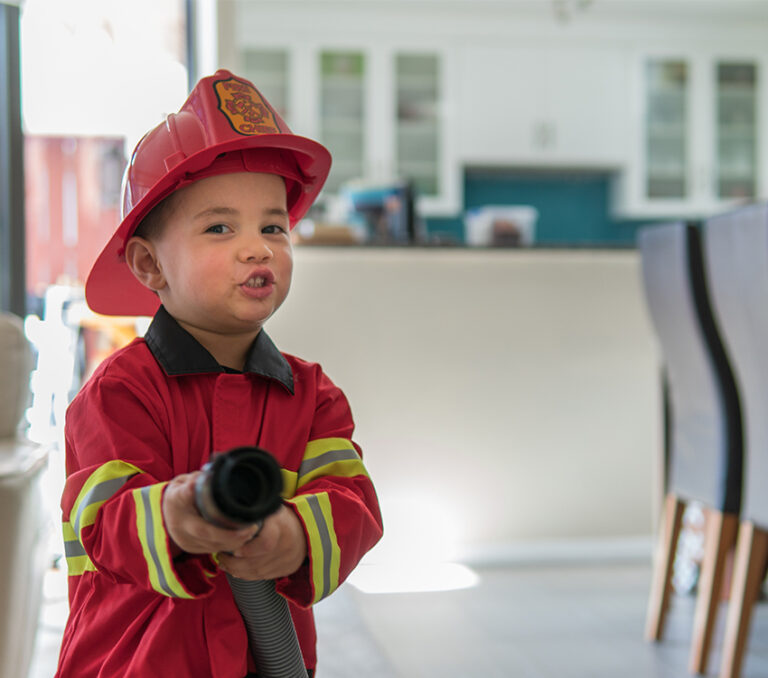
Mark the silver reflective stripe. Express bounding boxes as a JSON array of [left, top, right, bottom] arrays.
[[138, 486, 175, 597], [73, 474, 135, 537], [299, 448, 360, 477], [64, 539, 86, 558], [306, 495, 333, 600]]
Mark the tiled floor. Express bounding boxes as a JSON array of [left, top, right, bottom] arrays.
[[28, 560, 768, 678]]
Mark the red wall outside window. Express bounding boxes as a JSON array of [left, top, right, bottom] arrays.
[[24, 136, 125, 301]]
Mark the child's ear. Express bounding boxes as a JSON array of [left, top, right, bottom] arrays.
[[125, 236, 166, 292]]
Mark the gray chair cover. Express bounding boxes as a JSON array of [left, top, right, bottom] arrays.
[[703, 204, 768, 525], [638, 222, 742, 514]]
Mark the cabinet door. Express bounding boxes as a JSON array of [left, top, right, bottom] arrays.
[[319, 50, 367, 194], [393, 50, 459, 214], [457, 45, 626, 167], [643, 59, 689, 201], [541, 48, 628, 167], [715, 61, 758, 201], [616, 54, 701, 217], [457, 45, 552, 162], [241, 48, 290, 120], [395, 53, 441, 199]]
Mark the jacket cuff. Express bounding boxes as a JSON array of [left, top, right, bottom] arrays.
[[132, 482, 216, 598], [283, 492, 341, 606]]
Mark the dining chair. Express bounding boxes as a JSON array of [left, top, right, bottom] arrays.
[[701, 203, 768, 678], [638, 222, 743, 675]]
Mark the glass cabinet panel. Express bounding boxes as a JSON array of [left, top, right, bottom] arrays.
[[645, 60, 688, 199], [242, 49, 289, 120], [716, 62, 757, 200], [395, 53, 440, 197], [320, 51, 366, 193]]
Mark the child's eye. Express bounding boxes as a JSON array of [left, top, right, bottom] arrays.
[[263, 224, 287, 235], [206, 224, 231, 234]]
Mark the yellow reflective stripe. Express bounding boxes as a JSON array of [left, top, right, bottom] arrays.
[[66, 555, 98, 576], [62, 521, 96, 576], [70, 460, 141, 542], [208, 552, 222, 578], [133, 483, 194, 599], [297, 437, 368, 490], [281, 468, 298, 499], [65, 460, 140, 577], [288, 492, 340, 603]]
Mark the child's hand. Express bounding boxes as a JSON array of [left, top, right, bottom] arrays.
[[217, 505, 307, 581], [162, 472, 260, 556]]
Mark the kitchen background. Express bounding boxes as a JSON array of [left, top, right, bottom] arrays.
[[210, 0, 767, 245], [22, 0, 768, 270], [5, 0, 768, 676]]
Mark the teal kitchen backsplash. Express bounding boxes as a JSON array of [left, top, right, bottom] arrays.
[[424, 169, 662, 247]]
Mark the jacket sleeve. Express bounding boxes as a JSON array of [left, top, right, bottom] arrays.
[[277, 368, 383, 607], [62, 373, 216, 599]]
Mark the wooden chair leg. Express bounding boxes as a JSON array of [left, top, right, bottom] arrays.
[[719, 522, 768, 678], [688, 509, 739, 674], [645, 493, 686, 641]]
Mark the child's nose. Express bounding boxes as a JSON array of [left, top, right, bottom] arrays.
[[239, 233, 273, 261]]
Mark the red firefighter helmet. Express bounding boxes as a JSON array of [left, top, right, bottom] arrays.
[[85, 69, 331, 317]]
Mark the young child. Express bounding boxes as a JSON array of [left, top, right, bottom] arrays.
[[55, 70, 383, 678]]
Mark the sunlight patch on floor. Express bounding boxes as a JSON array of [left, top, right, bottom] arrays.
[[347, 561, 480, 594]]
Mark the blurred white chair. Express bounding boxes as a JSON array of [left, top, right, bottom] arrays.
[[0, 312, 49, 678]]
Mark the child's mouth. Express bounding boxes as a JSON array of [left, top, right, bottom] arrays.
[[240, 273, 274, 299], [244, 276, 266, 288]]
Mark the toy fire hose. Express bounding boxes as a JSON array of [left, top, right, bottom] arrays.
[[195, 446, 306, 678]]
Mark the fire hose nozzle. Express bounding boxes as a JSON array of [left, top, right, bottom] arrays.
[[194, 446, 284, 530]]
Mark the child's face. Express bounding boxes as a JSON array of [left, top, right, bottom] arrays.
[[146, 171, 292, 337]]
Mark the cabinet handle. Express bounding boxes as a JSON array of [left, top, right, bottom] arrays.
[[533, 121, 556, 149]]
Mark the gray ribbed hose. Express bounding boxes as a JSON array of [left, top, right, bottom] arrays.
[[194, 447, 307, 678], [226, 575, 307, 677]]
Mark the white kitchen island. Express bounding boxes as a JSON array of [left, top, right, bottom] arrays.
[[266, 246, 661, 563]]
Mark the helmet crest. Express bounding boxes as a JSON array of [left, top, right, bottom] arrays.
[[214, 77, 283, 135]]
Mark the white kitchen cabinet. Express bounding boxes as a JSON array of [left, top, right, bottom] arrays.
[[615, 52, 768, 219], [214, 0, 768, 225], [456, 44, 628, 169], [229, 35, 459, 214], [316, 47, 458, 213]]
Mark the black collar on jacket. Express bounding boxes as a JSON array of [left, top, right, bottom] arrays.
[[143, 305, 294, 394]]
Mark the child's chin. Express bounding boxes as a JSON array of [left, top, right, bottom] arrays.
[[229, 312, 273, 329]]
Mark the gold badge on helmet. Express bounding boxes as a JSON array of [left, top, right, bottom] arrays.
[[214, 76, 282, 136]]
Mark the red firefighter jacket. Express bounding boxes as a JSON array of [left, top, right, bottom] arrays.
[[55, 306, 383, 678]]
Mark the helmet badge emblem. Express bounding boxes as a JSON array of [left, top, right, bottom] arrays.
[[214, 76, 282, 136]]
